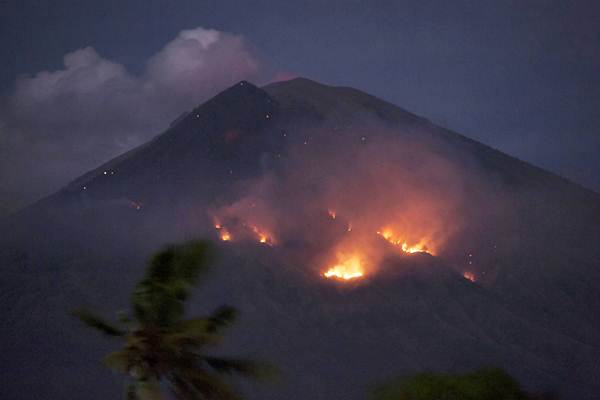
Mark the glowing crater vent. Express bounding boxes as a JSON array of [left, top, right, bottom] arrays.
[[376, 228, 433, 254], [324, 255, 364, 280]]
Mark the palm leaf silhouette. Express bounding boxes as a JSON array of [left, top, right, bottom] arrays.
[[74, 240, 273, 399]]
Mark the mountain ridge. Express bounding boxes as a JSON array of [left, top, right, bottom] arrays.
[[7, 77, 597, 223], [2, 77, 600, 400]]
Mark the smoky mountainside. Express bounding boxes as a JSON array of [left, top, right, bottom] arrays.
[[2, 78, 600, 400]]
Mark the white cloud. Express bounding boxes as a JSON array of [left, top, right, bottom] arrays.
[[0, 27, 262, 216]]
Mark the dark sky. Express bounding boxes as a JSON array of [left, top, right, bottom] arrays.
[[1, 0, 599, 215]]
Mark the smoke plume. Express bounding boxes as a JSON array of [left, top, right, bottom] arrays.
[[0, 27, 262, 216]]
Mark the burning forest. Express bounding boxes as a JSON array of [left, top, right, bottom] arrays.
[[204, 121, 484, 283]]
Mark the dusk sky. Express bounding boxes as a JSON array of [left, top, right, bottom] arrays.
[[1, 0, 599, 215]]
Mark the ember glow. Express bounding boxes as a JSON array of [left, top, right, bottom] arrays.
[[212, 216, 274, 245], [213, 219, 232, 241], [328, 209, 336, 219], [323, 254, 364, 280], [247, 224, 274, 245], [463, 271, 476, 282], [376, 229, 433, 254], [220, 231, 232, 241], [217, 228, 232, 241]]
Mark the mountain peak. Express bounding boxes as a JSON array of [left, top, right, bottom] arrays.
[[164, 80, 275, 136], [263, 76, 422, 125], [192, 80, 267, 111]]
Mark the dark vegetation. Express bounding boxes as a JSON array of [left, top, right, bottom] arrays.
[[74, 240, 272, 399], [370, 368, 558, 400]]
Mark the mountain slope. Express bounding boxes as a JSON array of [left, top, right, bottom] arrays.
[[2, 78, 600, 400]]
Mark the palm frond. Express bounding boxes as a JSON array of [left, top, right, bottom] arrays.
[[104, 349, 135, 373], [136, 379, 162, 400], [168, 318, 223, 345], [176, 369, 242, 400], [133, 240, 215, 326], [168, 375, 195, 400], [125, 382, 138, 400], [116, 310, 132, 326], [148, 240, 214, 286], [171, 240, 215, 285], [207, 305, 237, 333], [72, 308, 125, 336], [205, 357, 278, 381]]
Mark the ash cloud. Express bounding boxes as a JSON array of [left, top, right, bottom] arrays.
[[0, 27, 262, 216]]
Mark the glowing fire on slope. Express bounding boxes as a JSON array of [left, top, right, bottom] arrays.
[[376, 228, 433, 254], [463, 271, 476, 282], [247, 224, 274, 245], [214, 222, 232, 241], [212, 218, 274, 245], [323, 254, 364, 280], [220, 231, 232, 241]]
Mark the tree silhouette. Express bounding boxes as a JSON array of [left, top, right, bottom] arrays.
[[74, 240, 271, 399], [369, 368, 556, 400]]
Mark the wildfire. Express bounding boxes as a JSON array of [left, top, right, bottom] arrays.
[[248, 224, 274, 245], [324, 255, 364, 280], [463, 271, 476, 282], [219, 230, 232, 241], [376, 229, 432, 254], [401, 242, 428, 254], [212, 217, 274, 245], [213, 219, 232, 242]]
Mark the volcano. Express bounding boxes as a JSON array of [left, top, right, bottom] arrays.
[[2, 78, 600, 400]]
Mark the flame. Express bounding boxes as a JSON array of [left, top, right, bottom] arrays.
[[219, 230, 232, 241], [328, 209, 336, 219], [213, 218, 232, 241], [463, 271, 476, 282], [376, 228, 433, 254], [248, 224, 274, 245], [212, 216, 274, 245], [401, 242, 428, 254], [324, 254, 364, 280]]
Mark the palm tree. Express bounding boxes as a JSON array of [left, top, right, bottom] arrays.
[[74, 240, 270, 399]]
